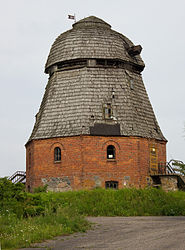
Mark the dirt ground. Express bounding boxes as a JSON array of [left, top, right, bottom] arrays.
[[20, 216, 185, 250]]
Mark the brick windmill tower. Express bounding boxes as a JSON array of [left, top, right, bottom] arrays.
[[26, 16, 167, 192]]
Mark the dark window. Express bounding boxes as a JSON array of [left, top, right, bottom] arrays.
[[107, 145, 115, 159], [105, 181, 118, 189], [107, 60, 117, 66], [54, 147, 61, 162], [104, 104, 112, 119], [57, 59, 87, 70], [96, 59, 107, 66]]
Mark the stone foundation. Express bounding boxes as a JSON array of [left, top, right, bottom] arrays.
[[42, 177, 72, 192], [160, 175, 178, 191]]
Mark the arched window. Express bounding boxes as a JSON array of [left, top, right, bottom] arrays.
[[54, 147, 61, 162], [107, 145, 115, 159]]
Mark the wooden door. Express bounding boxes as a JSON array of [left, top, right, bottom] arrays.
[[150, 145, 158, 175]]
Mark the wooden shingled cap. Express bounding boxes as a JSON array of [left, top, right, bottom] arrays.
[[28, 16, 166, 143], [45, 16, 145, 73]]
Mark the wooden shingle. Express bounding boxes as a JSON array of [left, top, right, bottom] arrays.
[[28, 16, 166, 143]]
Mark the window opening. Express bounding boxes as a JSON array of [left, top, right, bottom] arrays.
[[150, 147, 157, 156], [104, 104, 112, 119], [130, 79, 134, 90], [96, 59, 106, 66], [107, 145, 116, 159], [54, 147, 61, 162], [105, 181, 118, 189], [107, 60, 117, 66], [57, 59, 87, 69], [112, 88, 115, 99]]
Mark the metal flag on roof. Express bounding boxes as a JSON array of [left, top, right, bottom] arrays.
[[68, 14, 76, 22], [68, 15, 74, 19]]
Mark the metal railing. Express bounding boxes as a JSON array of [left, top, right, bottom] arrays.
[[158, 160, 184, 175], [8, 171, 26, 184]]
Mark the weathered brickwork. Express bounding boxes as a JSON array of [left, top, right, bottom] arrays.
[[26, 136, 166, 191]]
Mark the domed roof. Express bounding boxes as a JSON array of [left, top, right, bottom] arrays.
[[73, 16, 111, 29], [27, 16, 166, 143], [45, 16, 144, 73]]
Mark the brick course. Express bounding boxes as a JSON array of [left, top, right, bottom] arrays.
[[26, 136, 166, 191]]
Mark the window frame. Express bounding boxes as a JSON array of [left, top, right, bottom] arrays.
[[107, 145, 116, 160], [54, 147, 61, 162], [103, 104, 112, 119], [105, 181, 118, 189]]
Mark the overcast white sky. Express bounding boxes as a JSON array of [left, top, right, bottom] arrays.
[[0, 0, 185, 177]]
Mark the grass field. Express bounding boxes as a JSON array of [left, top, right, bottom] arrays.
[[0, 178, 185, 249], [0, 207, 89, 249]]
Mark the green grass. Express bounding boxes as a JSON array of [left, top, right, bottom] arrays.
[[47, 188, 185, 216], [0, 186, 185, 249], [0, 207, 90, 249]]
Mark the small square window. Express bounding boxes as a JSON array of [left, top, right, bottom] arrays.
[[105, 181, 118, 189], [103, 104, 112, 119]]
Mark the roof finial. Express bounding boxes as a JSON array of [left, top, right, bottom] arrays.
[[68, 14, 76, 23]]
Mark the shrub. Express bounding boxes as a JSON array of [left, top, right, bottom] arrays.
[[33, 185, 48, 193]]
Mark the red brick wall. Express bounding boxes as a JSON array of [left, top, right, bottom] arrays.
[[26, 136, 166, 191]]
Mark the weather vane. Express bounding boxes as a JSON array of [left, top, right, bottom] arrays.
[[68, 14, 76, 23]]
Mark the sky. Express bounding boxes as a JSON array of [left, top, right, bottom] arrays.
[[0, 0, 185, 177]]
